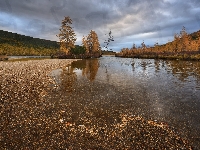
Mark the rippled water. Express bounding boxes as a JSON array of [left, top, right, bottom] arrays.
[[51, 56, 200, 147]]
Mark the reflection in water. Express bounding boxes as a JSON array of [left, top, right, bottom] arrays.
[[72, 59, 99, 82], [50, 57, 200, 148], [166, 60, 200, 82], [154, 59, 160, 72], [60, 66, 77, 92], [52, 59, 99, 93], [130, 58, 200, 83], [83, 59, 99, 81]]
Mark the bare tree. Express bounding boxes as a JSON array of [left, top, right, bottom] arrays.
[[104, 30, 114, 50]]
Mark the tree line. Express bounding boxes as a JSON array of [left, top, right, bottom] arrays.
[[117, 27, 200, 60]]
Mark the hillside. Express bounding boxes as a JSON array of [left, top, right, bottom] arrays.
[[0, 30, 59, 56]]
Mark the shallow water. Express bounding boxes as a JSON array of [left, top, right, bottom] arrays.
[[51, 56, 200, 147]]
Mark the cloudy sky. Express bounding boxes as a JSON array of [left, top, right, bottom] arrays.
[[0, 0, 200, 52]]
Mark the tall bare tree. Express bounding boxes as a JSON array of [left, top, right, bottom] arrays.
[[104, 30, 114, 50]]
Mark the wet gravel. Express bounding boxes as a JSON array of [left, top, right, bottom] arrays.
[[0, 59, 194, 149]]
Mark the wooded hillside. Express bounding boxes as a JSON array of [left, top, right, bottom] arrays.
[[0, 30, 59, 56]]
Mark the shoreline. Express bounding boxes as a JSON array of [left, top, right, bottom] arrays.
[[115, 53, 200, 61]]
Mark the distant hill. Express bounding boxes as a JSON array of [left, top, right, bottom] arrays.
[[0, 30, 59, 49], [0, 30, 59, 56]]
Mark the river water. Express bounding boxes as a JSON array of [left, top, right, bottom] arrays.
[[51, 56, 200, 147]]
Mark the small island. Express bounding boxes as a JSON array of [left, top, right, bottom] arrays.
[[101, 50, 116, 55], [55, 16, 102, 59]]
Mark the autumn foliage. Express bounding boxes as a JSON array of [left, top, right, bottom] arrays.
[[117, 27, 200, 60], [57, 16, 101, 58], [0, 30, 59, 56], [82, 30, 101, 55], [57, 16, 77, 54]]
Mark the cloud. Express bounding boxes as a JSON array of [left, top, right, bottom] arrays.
[[0, 0, 200, 51]]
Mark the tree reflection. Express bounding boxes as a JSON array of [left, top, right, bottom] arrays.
[[141, 61, 147, 71], [71, 59, 99, 82], [60, 66, 77, 92], [166, 60, 200, 82], [154, 60, 160, 73], [82, 59, 99, 81]]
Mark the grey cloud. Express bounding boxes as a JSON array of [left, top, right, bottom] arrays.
[[0, 0, 200, 51], [25, 19, 45, 35]]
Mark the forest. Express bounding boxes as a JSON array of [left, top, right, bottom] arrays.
[[116, 27, 200, 60], [0, 30, 59, 56]]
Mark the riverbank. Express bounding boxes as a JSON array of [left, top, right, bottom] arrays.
[[0, 55, 8, 61], [56, 53, 102, 59], [115, 51, 200, 61]]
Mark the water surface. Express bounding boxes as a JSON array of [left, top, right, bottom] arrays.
[[51, 56, 200, 147]]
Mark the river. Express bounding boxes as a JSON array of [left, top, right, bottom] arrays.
[[50, 56, 200, 148]]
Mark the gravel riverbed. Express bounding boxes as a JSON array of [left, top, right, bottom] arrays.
[[0, 59, 194, 149]]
